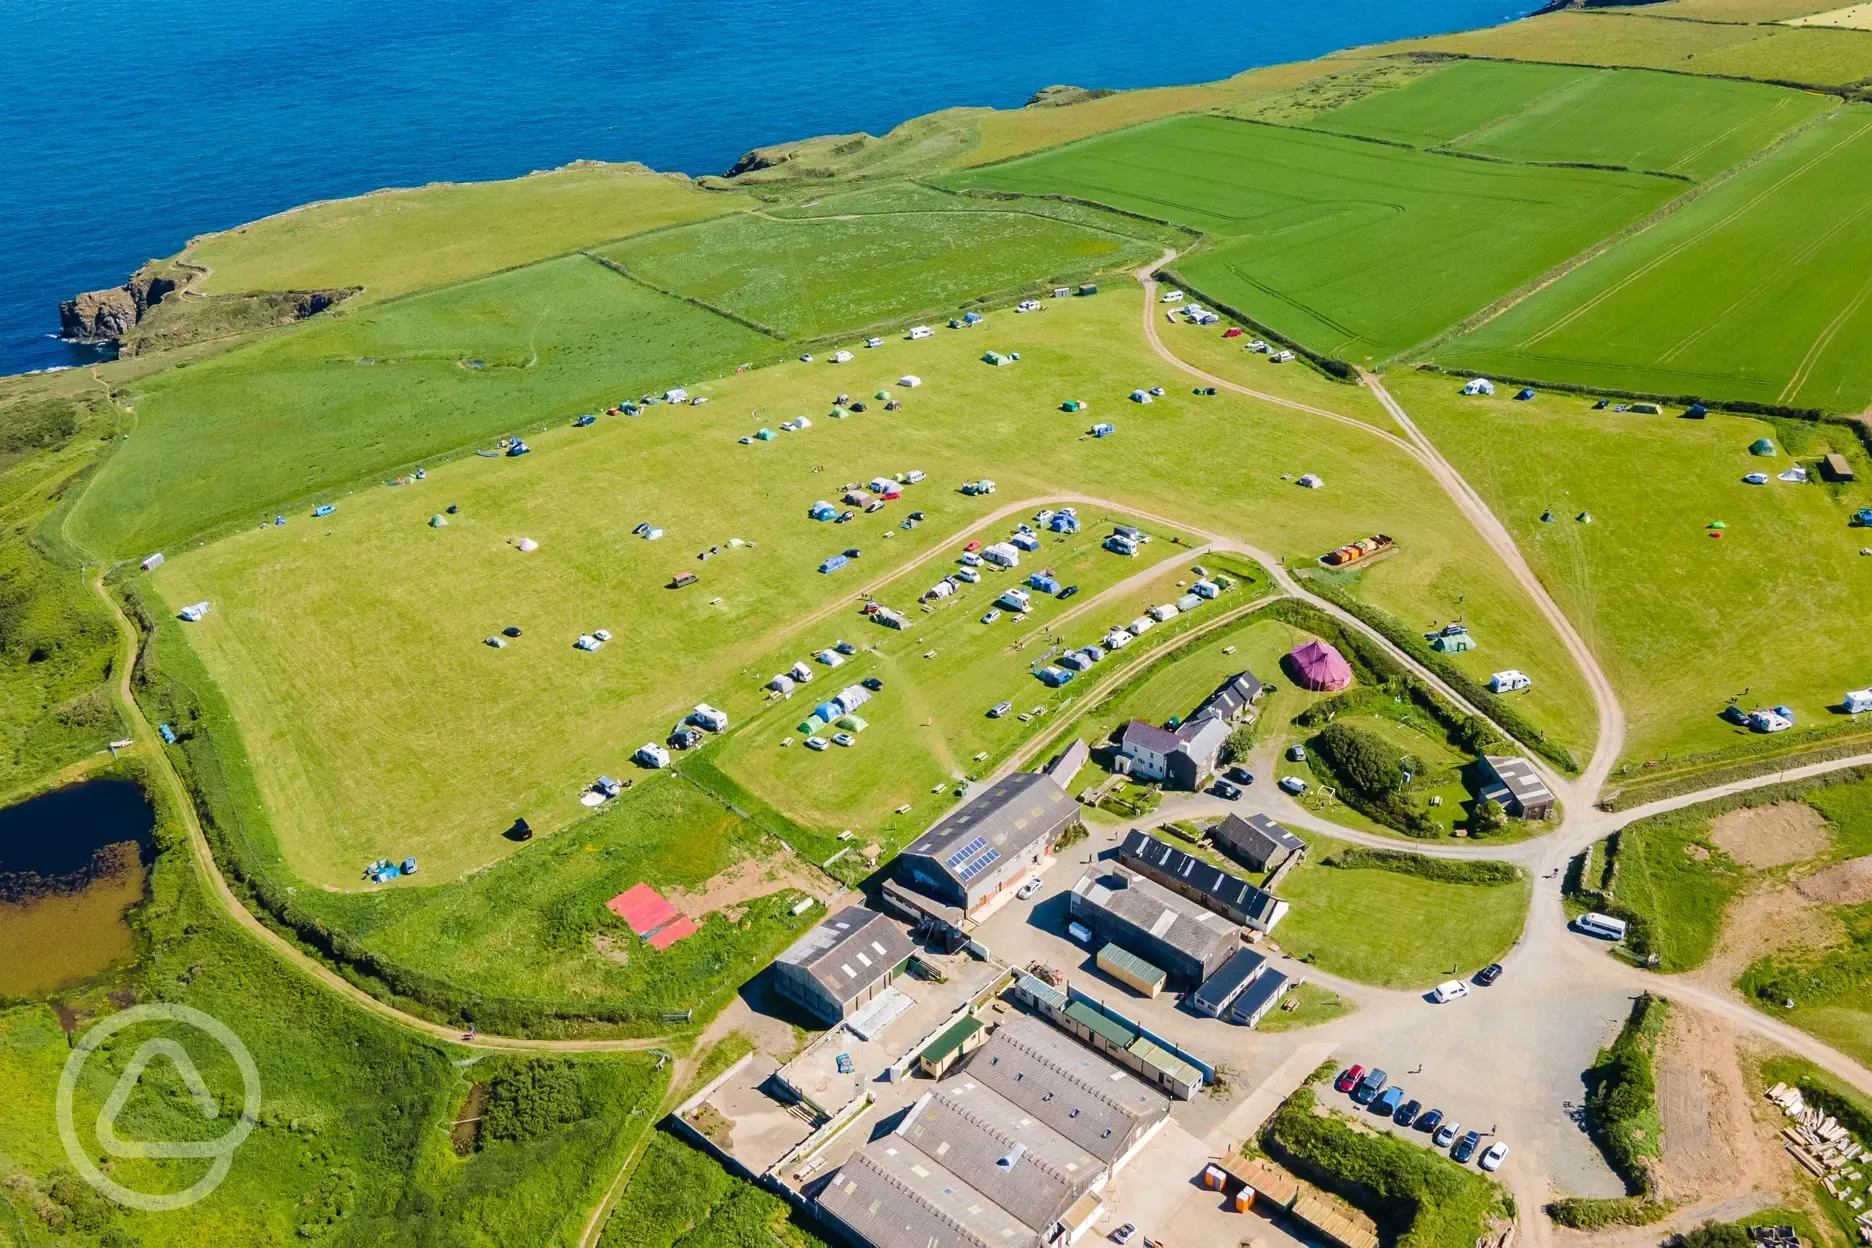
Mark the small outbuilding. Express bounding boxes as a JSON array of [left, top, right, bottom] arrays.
[[1823, 453, 1855, 482]]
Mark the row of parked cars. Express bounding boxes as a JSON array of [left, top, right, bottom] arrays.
[[1333, 1064, 1509, 1171]]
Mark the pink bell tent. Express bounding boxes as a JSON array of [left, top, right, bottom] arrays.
[[1286, 639, 1353, 692]]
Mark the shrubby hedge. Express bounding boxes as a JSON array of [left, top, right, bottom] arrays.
[[1323, 847, 1523, 886]]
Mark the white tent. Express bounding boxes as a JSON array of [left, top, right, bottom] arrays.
[[516, 537, 540, 552], [899, 375, 922, 387]]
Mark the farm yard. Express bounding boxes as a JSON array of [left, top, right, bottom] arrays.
[[1438, 108, 1872, 412], [1308, 60, 1829, 179], [945, 114, 1678, 362], [148, 285, 1596, 892], [1396, 370, 1872, 770]]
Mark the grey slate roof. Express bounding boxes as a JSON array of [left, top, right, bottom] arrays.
[[1227, 968, 1290, 1025], [820, 1139, 1040, 1248], [1117, 719, 1181, 756], [775, 906, 915, 1001], [1212, 812, 1305, 868], [965, 1015, 1169, 1163], [906, 772, 1076, 888], [1119, 829, 1284, 925], [1483, 755, 1555, 810], [1190, 946, 1266, 1016], [1193, 670, 1264, 721], [900, 1083, 1101, 1231], [1071, 861, 1238, 969]]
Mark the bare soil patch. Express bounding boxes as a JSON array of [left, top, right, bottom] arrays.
[[592, 932, 630, 966], [664, 853, 826, 920], [1696, 879, 1845, 989], [1653, 1007, 1773, 1204], [1795, 854, 1872, 904], [1709, 802, 1831, 869]]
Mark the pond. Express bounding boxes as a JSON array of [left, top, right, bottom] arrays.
[[0, 778, 155, 997]]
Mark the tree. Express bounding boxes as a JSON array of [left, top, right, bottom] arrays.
[[1470, 799, 1509, 838], [1222, 724, 1256, 764]]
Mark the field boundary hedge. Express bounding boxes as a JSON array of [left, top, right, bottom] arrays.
[[1547, 993, 1675, 1229], [1153, 265, 1357, 380], [1604, 741, 1872, 810], [1322, 847, 1524, 885]]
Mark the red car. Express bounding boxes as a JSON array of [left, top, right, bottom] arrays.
[[1334, 1065, 1365, 1095], [964, 540, 982, 552]]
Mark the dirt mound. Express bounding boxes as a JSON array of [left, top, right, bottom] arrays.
[[1709, 802, 1830, 868], [1795, 855, 1872, 904], [1653, 1008, 1773, 1204], [664, 854, 828, 920]]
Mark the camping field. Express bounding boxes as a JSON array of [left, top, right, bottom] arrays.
[[1394, 369, 1872, 768], [599, 182, 1177, 339], [944, 115, 1678, 362], [149, 286, 1596, 890], [1438, 108, 1872, 412], [67, 253, 784, 558], [1309, 60, 1829, 179]]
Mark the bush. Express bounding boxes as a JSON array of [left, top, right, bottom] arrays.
[[1224, 724, 1256, 764], [1323, 848, 1523, 886], [482, 1059, 591, 1143], [1310, 722, 1440, 837], [1672, 1223, 1752, 1248]]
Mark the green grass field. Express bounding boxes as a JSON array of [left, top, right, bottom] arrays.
[[1311, 61, 1827, 178], [68, 254, 781, 558], [148, 288, 1594, 890], [1441, 107, 1872, 412], [175, 164, 748, 303], [0, 811, 661, 1245], [945, 114, 1677, 361], [601, 183, 1173, 338], [1397, 370, 1872, 766], [1275, 831, 1531, 987]]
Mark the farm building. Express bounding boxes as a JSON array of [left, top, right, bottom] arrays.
[[817, 1016, 1166, 1248], [1480, 754, 1556, 820], [1069, 861, 1238, 989], [1461, 378, 1495, 396], [1045, 739, 1090, 784], [916, 1015, 984, 1078], [1097, 943, 1167, 997], [1225, 967, 1292, 1028], [1194, 671, 1264, 723], [1114, 717, 1226, 791], [897, 772, 1081, 916], [1190, 947, 1266, 1019], [1285, 639, 1352, 691], [1823, 453, 1856, 482], [1212, 812, 1306, 873], [771, 905, 916, 1025], [1118, 829, 1289, 932]]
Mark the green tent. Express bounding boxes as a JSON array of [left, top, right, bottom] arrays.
[[1431, 633, 1476, 653], [836, 714, 868, 732], [1708, 520, 1727, 529], [982, 351, 1013, 366], [798, 714, 829, 735], [429, 514, 448, 528], [875, 390, 891, 401], [1750, 438, 1776, 456]]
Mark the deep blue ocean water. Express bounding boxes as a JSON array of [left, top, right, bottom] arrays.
[[0, 0, 1531, 378]]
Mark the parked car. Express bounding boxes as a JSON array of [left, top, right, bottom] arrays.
[[1352, 1069, 1387, 1105], [1288, 743, 1307, 762], [1477, 963, 1504, 986], [862, 677, 884, 691], [1373, 1086, 1405, 1117], [1395, 1098, 1421, 1126], [1057, 584, 1080, 600], [1432, 980, 1470, 1004], [1279, 776, 1308, 795], [1227, 765, 1254, 785], [832, 732, 855, 747], [1451, 1131, 1483, 1164], [981, 609, 1003, 624], [1212, 779, 1242, 801], [964, 540, 982, 552], [1480, 1142, 1510, 1172], [1111, 1225, 1136, 1245], [843, 547, 862, 559], [805, 736, 830, 751], [1334, 1065, 1365, 1095], [1017, 879, 1043, 901], [1416, 1108, 1443, 1134], [1433, 1121, 1461, 1149], [989, 701, 1013, 719]]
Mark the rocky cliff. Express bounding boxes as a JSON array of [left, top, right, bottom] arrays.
[[58, 272, 179, 344]]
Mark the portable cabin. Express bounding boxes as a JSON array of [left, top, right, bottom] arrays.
[[1078, 283, 1098, 296], [139, 552, 165, 571]]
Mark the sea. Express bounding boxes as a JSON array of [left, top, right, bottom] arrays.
[[0, 0, 1532, 378]]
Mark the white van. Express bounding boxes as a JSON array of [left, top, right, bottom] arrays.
[[1576, 912, 1628, 941]]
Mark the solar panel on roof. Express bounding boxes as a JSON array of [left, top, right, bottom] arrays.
[[947, 835, 989, 867], [957, 847, 1002, 881]]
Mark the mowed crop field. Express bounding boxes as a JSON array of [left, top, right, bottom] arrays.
[[1395, 369, 1872, 766], [1442, 109, 1872, 411], [68, 254, 781, 558], [945, 115, 1677, 361], [151, 288, 1594, 888], [599, 183, 1169, 339], [1310, 60, 1827, 178]]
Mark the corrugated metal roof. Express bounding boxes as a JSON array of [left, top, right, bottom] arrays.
[[776, 906, 916, 1001], [1126, 1036, 1201, 1088], [969, 1017, 1168, 1163], [1065, 999, 1139, 1049], [1119, 830, 1283, 924], [1013, 971, 1068, 1011], [1095, 943, 1166, 987]]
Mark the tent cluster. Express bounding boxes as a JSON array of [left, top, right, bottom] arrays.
[[364, 856, 418, 884], [1035, 566, 1231, 688]]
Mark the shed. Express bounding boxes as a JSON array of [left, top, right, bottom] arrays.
[[917, 1015, 984, 1078], [1096, 944, 1167, 997], [1823, 453, 1855, 482]]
